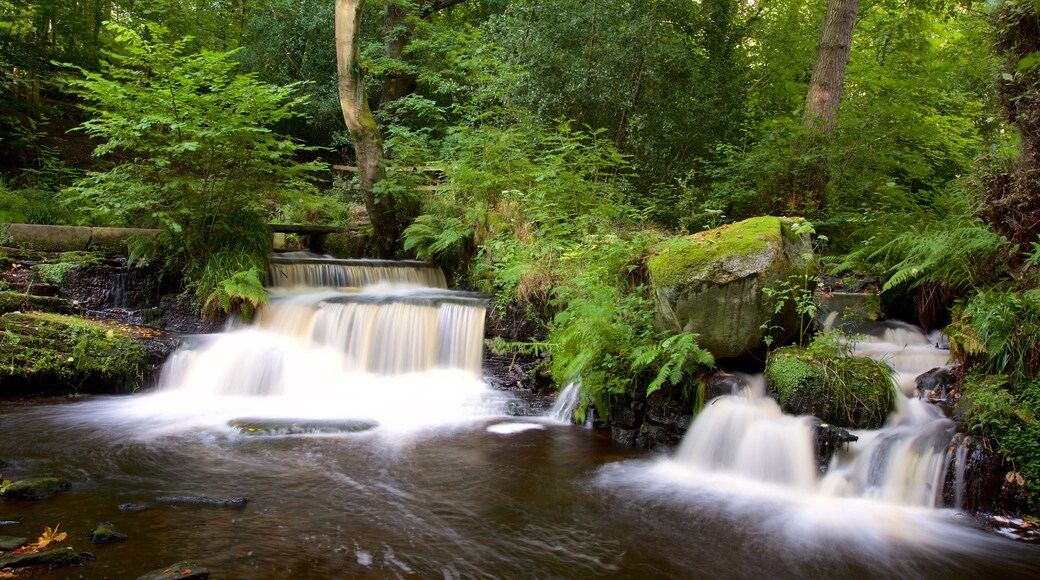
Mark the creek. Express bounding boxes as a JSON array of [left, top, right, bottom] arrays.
[[1, 256, 1038, 578]]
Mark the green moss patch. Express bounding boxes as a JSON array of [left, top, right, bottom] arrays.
[[0, 477, 71, 500], [765, 342, 896, 429], [648, 216, 787, 288], [0, 291, 75, 315], [0, 312, 149, 394]]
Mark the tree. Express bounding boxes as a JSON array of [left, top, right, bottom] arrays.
[[336, 0, 398, 257], [67, 21, 324, 315], [794, 0, 860, 211]]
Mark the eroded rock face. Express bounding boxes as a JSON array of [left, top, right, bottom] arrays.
[[648, 216, 814, 360]]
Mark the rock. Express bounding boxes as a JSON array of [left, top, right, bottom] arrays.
[[813, 422, 858, 473], [0, 312, 152, 395], [0, 547, 83, 569], [0, 477, 71, 500], [915, 366, 959, 412], [0, 536, 27, 550], [3, 224, 91, 252], [648, 216, 814, 360], [0, 290, 75, 315], [156, 496, 248, 508], [765, 346, 895, 429], [227, 418, 378, 436], [0, 520, 21, 527], [814, 290, 881, 331], [119, 502, 150, 513], [137, 560, 209, 580], [91, 522, 127, 544]]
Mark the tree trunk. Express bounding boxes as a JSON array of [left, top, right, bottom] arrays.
[[335, 0, 398, 257], [380, 3, 417, 108], [792, 0, 859, 212], [803, 0, 859, 131]]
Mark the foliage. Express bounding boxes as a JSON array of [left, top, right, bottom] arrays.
[[765, 333, 896, 429], [64, 22, 325, 312], [948, 288, 1040, 387], [962, 374, 1040, 510]]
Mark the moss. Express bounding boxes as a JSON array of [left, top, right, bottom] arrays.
[[28, 251, 104, 285], [0, 477, 71, 500], [0, 312, 148, 394], [648, 216, 806, 289], [90, 521, 127, 544], [765, 343, 896, 429], [0, 547, 83, 569], [0, 291, 75, 315]]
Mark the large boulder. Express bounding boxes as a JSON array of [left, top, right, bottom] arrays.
[[647, 216, 814, 359]]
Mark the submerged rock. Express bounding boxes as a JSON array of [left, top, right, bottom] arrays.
[[0, 477, 71, 500], [227, 418, 379, 436], [813, 422, 858, 473], [137, 560, 209, 580], [648, 216, 814, 360], [156, 496, 248, 508], [118, 502, 150, 513], [0, 547, 83, 569], [0, 536, 27, 550], [90, 521, 127, 544]]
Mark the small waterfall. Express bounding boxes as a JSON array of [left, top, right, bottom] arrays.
[[669, 322, 959, 509], [267, 256, 447, 289], [549, 382, 583, 423], [132, 256, 503, 433]]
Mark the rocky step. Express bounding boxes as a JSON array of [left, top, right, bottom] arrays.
[[227, 418, 379, 436]]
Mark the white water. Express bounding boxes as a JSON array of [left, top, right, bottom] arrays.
[[74, 258, 511, 437], [548, 381, 584, 423]]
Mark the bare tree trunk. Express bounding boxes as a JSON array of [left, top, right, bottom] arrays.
[[380, 3, 417, 108], [335, 0, 398, 257], [791, 0, 859, 212], [803, 0, 859, 131]]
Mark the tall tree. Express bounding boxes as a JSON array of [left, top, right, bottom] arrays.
[[796, 0, 860, 210], [335, 0, 398, 256]]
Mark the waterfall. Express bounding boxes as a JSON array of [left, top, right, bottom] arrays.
[[670, 322, 959, 509], [120, 255, 505, 434], [548, 382, 583, 423]]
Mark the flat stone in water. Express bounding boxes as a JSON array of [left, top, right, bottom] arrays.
[[137, 560, 209, 579], [0, 547, 82, 569], [0, 477, 71, 500], [0, 536, 27, 550], [91, 522, 128, 544], [156, 496, 247, 508], [0, 519, 21, 527], [227, 417, 378, 436], [118, 502, 149, 513]]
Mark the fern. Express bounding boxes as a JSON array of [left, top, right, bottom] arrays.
[[403, 214, 469, 261], [203, 266, 269, 320]]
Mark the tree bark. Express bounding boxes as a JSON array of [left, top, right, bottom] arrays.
[[803, 0, 859, 132], [791, 0, 859, 213], [380, 2, 418, 108], [335, 0, 398, 257]]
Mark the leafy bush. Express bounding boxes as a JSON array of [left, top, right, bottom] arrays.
[[64, 22, 325, 313], [765, 334, 896, 429], [948, 288, 1040, 388], [962, 374, 1040, 511]]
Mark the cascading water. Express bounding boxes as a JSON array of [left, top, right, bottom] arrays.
[[92, 253, 508, 434]]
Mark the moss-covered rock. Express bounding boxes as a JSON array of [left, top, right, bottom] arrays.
[[648, 216, 814, 359], [90, 522, 127, 544], [765, 345, 896, 429], [137, 560, 209, 580], [0, 547, 84, 569], [0, 290, 75, 315], [0, 535, 27, 550], [0, 312, 153, 394], [0, 477, 71, 500]]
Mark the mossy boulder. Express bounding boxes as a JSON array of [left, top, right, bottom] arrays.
[[0, 312, 154, 394], [0, 477, 71, 500], [137, 560, 210, 579], [765, 345, 896, 429], [0, 547, 84, 569], [648, 216, 814, 359], [90, 522, 127, 544]]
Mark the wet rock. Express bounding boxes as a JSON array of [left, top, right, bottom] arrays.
[[0, 290, 75, 315], [118, 502, 150, 513], [0, 536, 27, 550], [156, 496, 248, 508], [0, 520, 21, 527], [813, 422, 858, 473], [227, 418, 378, 436], [0, 547, 83, 569], [706, 372, 752, 399], [942, 434, 1021, 514], [915, 366, 959, 412], [0, 477, 71, 500], [91, 522, 127, 544], [137, 560, 209, 580]]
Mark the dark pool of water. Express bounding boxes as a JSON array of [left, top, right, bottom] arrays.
[[2, 396, 1038, 579]]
